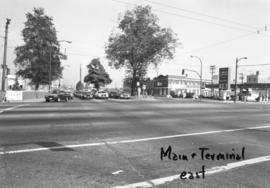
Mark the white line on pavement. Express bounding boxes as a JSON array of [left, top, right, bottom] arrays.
[[0, 104, 29, 114], [113, 155, 270, 188], [1, 124, 270, 155]]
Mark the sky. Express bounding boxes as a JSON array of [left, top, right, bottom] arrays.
[[0, 0, 270, 88]]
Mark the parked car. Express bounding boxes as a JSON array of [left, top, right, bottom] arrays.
[[119, 92, 131, 99], [95, 91, 109, 99], [45, 90, 69, 102], [247, 93, 259, 102], [74, 91, 83, 98], [82, 91, 94, 100], [64, 91, 74, 100], [109, 91, 120, 98]]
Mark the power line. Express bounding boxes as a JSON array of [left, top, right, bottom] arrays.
[[145, 0, 258, 30], [147, 0, 270, 37], [112, 0, 270, 37], [112, 0, 270, 56], [180, 32, 255, 55], [240, 64, 270, 67]]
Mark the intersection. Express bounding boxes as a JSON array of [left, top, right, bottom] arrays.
[[0, 99, 270, 188]]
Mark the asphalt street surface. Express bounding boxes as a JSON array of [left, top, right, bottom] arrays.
[[0, 98, 270, 188]]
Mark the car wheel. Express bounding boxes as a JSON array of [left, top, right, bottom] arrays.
[[45, 99, 49, 102]]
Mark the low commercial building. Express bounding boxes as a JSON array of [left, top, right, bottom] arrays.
[[246, 71, 259, 84], [152, 75, 211, 97]]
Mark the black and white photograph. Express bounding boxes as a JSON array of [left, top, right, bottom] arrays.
[[0, 0, 270, 187]]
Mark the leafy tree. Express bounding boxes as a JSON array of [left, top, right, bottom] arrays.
[[76, 81, 84, 91], [106, 5, 178, 95], [14, 8, 63, 90], [84, 58, 112, 90], [12, 78, 22, 90]]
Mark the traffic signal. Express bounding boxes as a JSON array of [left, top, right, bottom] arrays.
[[182, 69, 185, 75]]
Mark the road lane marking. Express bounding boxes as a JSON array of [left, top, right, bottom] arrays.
[[1, 124, 270, 155], [0, 104, 28, 114], [112, 170, 124, 175], [113, 155, 270, 188]]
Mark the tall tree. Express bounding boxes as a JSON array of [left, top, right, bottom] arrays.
[[14, 8, 63, 90], [76, 81, 84, 91], [84, 58, 112, 90], [106, 5, 178, 95]]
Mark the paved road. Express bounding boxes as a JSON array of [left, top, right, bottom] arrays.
[[0, 98, 270, 188]]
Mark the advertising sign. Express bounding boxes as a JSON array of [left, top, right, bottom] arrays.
[[6, 91, 23, 101], [219, 67, 231, 90]]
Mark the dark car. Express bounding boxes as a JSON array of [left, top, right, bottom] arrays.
[[64, 91, 74, 100], [109, 91, 120, 99], [45, 90, 69, 102]]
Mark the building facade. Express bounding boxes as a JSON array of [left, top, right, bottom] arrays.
[[152, 75, 211, 96], [246, 71, 259, 84]]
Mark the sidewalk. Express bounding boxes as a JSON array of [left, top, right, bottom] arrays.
[[2, 98, 45, 103], [201, 98, 270, 104]]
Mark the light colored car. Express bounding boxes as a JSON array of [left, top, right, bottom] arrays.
[[95, 91, 109, 99], [119, 92, 131, 99]]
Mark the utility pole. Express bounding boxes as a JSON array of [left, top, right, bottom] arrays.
[[49, 44, 52, 92], [210, 65, 216, 97], [1, 18, 11, 91], [190, 55, 203, 101], [234, 57, 248, 103]]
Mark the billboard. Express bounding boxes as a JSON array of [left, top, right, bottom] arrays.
[[219, 67, 231, 90]]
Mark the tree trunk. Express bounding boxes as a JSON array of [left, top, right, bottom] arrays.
[[131, 70, 137, 96], [35, 82, 39, 90], [95, 83, 100, 91]]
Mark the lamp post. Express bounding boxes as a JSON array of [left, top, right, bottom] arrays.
[[234, 57, 248, 103], [48, 40, 72, 92], [190, 55, 203, 100]]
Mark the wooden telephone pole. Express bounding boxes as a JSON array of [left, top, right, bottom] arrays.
[[1, 18, 11, 91]]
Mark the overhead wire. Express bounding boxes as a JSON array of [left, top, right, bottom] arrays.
[[145, 0, 259, 30], [179, 32, 255, 55], [112, 0, 270, 37], [112, 0, 270, 55]]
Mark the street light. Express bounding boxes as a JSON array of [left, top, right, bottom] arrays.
[[234, 57, 248, 103], [48, 40, 72, 92], [190, 55, 203, 100]]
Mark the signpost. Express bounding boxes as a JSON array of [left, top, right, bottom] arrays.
[[137, 82, 140, 98], [219, 67, 231, 100], [142, 84, 146, 97], [219, 67, 231, 90]]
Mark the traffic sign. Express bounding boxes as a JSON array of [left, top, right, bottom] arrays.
[[219, 67, 231, 90]]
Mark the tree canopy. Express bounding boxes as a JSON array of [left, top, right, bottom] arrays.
[[14, 8, 63, 90], [76, 81, 84, 91], [84, 58, 112, 90], [106, 5, 178, 95]]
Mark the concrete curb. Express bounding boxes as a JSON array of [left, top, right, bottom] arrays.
[[3, 98, 45, 103]]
